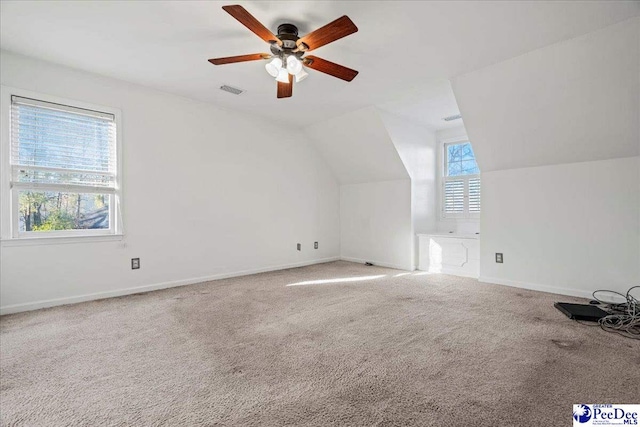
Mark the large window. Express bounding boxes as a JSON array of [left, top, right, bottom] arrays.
[[442, 141, 480, 218], [3, 91, 120, 239]]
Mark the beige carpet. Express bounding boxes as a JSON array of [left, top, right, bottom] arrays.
[[1, 261, 638, 426]]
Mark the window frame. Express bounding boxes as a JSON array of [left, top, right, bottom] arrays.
[[0, 86, 123, 244], [440, 139, 480, 220]]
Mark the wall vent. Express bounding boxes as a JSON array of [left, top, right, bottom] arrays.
[[220, 85, 244, 95], [443, 114, 462, 121]]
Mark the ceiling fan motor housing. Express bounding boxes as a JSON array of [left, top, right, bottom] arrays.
[[271, 23, 303, 55], [277, 23, 298, 40]]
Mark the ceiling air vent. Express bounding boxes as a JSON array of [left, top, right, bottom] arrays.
[[443, 114, 462, 122], [220, 85, 244, 95]]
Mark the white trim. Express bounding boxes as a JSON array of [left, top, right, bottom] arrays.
[[11, 164, 115, 176], [438, 268, 479, 279], [340, 256, 413, 271], [1, 87, 12, 240], [0, 257, 340, 315], [11, 182, 116, 194], [478, 276, 593, 299], [12, 95, 115, 120], [1, 233, 123, 247], [3, 86, 121, 120]]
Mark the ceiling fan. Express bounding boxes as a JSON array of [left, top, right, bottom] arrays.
[[208, 5, 359, 99]]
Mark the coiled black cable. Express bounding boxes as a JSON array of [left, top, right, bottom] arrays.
[[592, 286, 639, 340]]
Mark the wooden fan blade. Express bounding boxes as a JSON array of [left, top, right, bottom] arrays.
[[222, 5, 282, 46], [296, 16, 358, 51], [277, 74, 293, 98], [304, 56, 358, 82], [208, 53, 270, 65]]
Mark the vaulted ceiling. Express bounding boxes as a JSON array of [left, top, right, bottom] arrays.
[[1, 1, 638, 129], [453, 17, 639, 172], [305, 107, 408, 184]]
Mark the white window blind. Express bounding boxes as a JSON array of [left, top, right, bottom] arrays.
[[444, 180, 465, 214], [469, 178, 481, 213], [10, 96, 117, 194]]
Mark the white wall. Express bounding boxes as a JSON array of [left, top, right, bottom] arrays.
[[451, 18, 640, 297], [379, 111, 438, 233], [378, 111, 438, 268], [480, 157, 640, 298], [304, 108, 415, 271], [0, 51, 340, 313], [340, 180, 413, 271], [435, 126, 468, 143]]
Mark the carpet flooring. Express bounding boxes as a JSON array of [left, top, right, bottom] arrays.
[[1, 261, 639, 426]]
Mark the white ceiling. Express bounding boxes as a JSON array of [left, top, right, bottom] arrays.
[[377, 79, 463, 131], [1, 1, 638, 129], [453, 17, 639, 172], [305, 107, 408, 184]]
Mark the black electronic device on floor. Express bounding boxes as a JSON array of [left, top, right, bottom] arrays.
[[554, 302, 608, 322]]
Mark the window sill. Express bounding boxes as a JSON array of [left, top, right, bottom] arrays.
[[0, 234, 124, 247]]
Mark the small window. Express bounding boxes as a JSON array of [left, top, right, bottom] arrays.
[[442, 141, 480, 218], [7, 95, 120, 238]]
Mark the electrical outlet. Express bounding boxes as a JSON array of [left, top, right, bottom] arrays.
[[131, 258, 140, 269], [314, 241, 318, 249], [297, 243, 301, 251], [495, 253, 503, 263]]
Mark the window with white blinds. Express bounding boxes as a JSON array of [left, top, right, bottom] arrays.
[[7, 94, 120, 237], [442, 142, 480, 218]]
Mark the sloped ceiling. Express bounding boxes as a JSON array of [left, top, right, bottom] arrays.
[[304, 107, 408, 184], [1, 1, 638, 127], [378, 111, 436, 181], [452, 17, 640, 173], [377, 80, 463, 131]]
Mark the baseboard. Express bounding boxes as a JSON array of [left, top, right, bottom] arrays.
[[340, 256, 412, 271], [478, 276, 594, 299], [440, 267, 479, 279], [0, 256, 340, 315]]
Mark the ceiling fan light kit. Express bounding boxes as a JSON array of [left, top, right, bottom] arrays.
[[275, 67, 290, 83], [265, 57, 282, 77], [285, 56, 303, 75], [295, 68, 309, 83], [208, 5, 359, 99]]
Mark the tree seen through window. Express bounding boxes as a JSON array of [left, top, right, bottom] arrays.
[[446, 142, 479, 176]]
